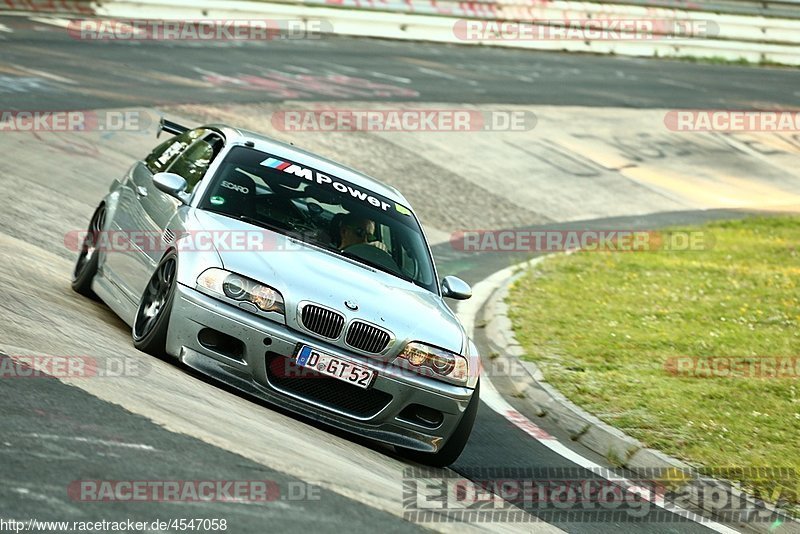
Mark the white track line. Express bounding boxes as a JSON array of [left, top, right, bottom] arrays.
[[9, 63, 77, 85], [458, 261, 740, 534], [28, 16, 73, 29], [417, 66, 458, 80], [29, 16, 148, 38], [369, 71, 412, 84], [21, 434, 157, 451]]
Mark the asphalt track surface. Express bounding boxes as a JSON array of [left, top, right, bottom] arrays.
[[0, 15, 798, 110], [1, 12, 798, 534]]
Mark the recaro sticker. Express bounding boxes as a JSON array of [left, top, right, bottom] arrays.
[[221, 180, 249, 194]]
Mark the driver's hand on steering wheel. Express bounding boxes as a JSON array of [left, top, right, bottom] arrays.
[[369, 240, 389, 252]]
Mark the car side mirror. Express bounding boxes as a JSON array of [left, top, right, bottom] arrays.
[[441, 276, 472, 300], [153, 172, 189, 203]]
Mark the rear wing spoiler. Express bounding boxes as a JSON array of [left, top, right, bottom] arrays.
[[157, 117, 189, 138]]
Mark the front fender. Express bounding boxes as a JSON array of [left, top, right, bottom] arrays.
[[171, 208, 224, 288], [465, 339, 481, 389]]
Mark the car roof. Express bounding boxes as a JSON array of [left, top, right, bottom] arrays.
[[206, 124, 412, 208]]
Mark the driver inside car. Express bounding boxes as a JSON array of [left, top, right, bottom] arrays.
[[339, 214, 388, 252]]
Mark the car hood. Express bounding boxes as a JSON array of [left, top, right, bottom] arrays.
[[191, 210, 465, 358]]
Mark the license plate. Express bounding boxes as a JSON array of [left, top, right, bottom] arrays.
[[295, 345, 376, 389]]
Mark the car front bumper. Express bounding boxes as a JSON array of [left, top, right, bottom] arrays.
[[166, 284, 474, 452]]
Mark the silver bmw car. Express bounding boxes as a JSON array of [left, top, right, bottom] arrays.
[[72, 119, 480, 466]]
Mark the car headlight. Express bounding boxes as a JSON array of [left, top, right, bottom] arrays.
[[397, 342, 469, 386], [197, 268, 285, 315]]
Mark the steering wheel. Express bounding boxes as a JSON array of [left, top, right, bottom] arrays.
[[343, 243, 399, 272]]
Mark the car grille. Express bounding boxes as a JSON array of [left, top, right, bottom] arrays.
[[345, 321, 391, 353], [300, 304, 345, 339], [265, 353, 392, 419]]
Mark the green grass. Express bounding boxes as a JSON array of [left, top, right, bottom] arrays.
[[507, 216, 800, 511]]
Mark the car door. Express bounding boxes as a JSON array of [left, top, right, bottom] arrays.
[[131, 131, 225, 297], [103, 129, 205, 304]]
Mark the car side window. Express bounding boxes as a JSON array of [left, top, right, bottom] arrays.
[[144, 129, 208, 174], [167, 139, 214, 193], [166, 133, 225, 193]]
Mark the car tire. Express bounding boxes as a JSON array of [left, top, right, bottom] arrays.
[[398, 379, 480, 468], [71, 204, 105, 299], [132, 251, 178, 357]]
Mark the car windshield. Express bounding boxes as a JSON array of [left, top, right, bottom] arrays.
[[198, 146, 438, 293]]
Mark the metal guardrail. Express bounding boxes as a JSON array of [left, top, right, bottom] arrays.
[[2, 0, 799, 64], [584, 0, 800, 19], [267, 0, 800, 19], [275, 0, 800, 46], [3, 0, 800, 19]]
